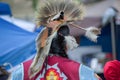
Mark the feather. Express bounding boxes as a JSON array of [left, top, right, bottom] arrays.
[[69, 23, 101, 42], [36, 0, 85, 26], [85, 26, 101, 42], [50, 11, 64, 21], [29, 28, 57, 78], [65, 36, 78, 50]]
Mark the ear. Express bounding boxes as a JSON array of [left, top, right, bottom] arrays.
[[58, 32, 63, 36]]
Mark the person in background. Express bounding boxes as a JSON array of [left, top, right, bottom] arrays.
[[104, 60, 120, 80]]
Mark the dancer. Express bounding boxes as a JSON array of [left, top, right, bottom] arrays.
[[9, 0, 102, 80]]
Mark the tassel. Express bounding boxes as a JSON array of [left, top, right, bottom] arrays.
[[85, 26, 101, 42], [69, 23, 101, 42], [65, 36, 78, 50]]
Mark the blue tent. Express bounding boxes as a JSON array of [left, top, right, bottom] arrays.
[[0, 2, 12, 16], [0, 18, 41, 69]]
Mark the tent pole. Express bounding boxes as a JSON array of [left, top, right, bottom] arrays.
[[110, 17, 116, 60]]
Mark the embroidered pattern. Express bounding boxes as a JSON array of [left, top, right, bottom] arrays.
[[36, 63, 67, 80]]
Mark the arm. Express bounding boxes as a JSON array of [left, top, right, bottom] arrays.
[[80, 64, 102, 80]]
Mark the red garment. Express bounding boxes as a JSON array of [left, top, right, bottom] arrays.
[[104, 60, 120, 80], [23, 56, 80, 80]]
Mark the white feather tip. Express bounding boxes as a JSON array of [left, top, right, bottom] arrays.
[[65, 36, 78, 50], [85, 26, 101, 42]]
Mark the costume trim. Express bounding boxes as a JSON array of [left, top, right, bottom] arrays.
[[11, 64, 24, 80], [80, 64, 98, 80]]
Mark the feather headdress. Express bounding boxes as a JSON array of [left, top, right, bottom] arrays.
[[29, 0, 101, 78], [36, 0, 84, 26]]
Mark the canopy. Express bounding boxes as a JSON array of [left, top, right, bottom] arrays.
[[0, 18, 40, 69], [0, 2, 12, 16]]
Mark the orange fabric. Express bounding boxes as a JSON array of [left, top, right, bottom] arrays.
[[40, 28, 48, 47]]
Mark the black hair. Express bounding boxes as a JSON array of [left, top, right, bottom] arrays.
[[49, 25, 69, 58], [0, 66, 9, 80]]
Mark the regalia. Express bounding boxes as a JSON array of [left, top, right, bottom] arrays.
[[29, 0, 101, 78]]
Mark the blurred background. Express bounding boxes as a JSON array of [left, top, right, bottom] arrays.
[[0, 0, 120, 80], [0, 0, 120, 20]]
